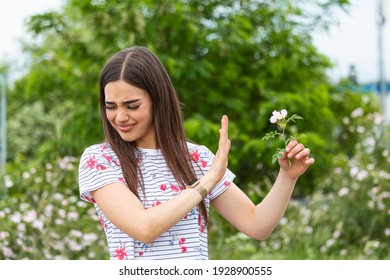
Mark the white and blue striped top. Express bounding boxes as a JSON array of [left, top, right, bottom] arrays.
[[78, 141, 235, 260]]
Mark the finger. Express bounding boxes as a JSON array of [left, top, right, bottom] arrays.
[[295, 148, 311, 160], [305, 157, 315, 165], [287, 143, 304, 158], [285, 139, 298, 153], [219, 115, 229, 145]]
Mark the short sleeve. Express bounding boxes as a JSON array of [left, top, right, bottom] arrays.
[[78, 144, 124, 204], [190, 144, 236, 200]]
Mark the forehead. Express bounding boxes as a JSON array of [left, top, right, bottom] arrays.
[[104, 80, 147, 101]]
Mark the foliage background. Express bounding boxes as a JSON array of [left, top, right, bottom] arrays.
[[0, 0, 389, 259]]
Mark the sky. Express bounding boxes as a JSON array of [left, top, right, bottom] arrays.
[[0, 0, 389, 84]]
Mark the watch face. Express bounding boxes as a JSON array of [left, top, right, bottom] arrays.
[[189, 179, 198, 185]]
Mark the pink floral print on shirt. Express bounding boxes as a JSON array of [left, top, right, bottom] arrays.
[[99, 215, 108, 230], [114, 246, 128, 260], [190, 150, 201, 162]]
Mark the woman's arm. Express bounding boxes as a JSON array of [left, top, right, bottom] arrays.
[[212, 140, 315, 240], [90, 116, 231, 244]]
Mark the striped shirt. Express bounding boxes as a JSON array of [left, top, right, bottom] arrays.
[[78, 141, 235, 260]]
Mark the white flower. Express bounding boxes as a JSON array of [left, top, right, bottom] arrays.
[[2, 247, 15, 258], [67, 211, 79, 221], [333, 230, 341, 239], [338, 187, 349, 197], [326, 238, 335, 247], [32, 220, 44, 231], [351, 107, 364, 118], [366, 137, 376, 146], [10, 212, 22, 223], [356, 170, 368, 181], [356, 126, 365, 133], [269, 109, 287, 123], [4, 175, 14, 188], [0, 231, 9, 239], [350, 166, 359, 177], [23, 210, 37, 223], [22, 171, 31, 179], [304, 226, 313, 234], [70, 230, 83, 238], [270, 115, 278, 123]]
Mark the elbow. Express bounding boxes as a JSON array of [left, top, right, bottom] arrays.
[[254, 232, 271, 241], [248, 229, 274, 241], [130, 220, 161, 244]]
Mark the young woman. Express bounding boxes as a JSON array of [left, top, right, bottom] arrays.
[[78, 46, 315, 260]]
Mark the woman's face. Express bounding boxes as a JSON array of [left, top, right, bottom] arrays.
[[104, 80, 156, 149]]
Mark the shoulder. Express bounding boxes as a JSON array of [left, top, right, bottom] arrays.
[[81, 142, 116, 158], [79, 142, 121, 167], [186, 141, 211, 153], [186, 141, 215, 163]]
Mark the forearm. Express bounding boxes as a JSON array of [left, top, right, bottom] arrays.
[[253, 168, 298, 239], [141, 174, 216, 242], [93, 173, 218, 244]]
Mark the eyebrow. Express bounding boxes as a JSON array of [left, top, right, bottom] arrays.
[[105, 99, 141, 105]]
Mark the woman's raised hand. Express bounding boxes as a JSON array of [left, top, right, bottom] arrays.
[[278, 139, 315, 179], [208, 115, 231, 182]]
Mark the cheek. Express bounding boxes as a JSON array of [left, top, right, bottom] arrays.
[[106, 111, 115, 122], [135, 108, 152, 122]]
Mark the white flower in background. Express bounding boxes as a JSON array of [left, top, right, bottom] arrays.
[[326, 238, 335, 248], [304, 226, 313, 234], [279, 217, 288, 225], [356, 126, 365, 133], [10, 212, 22, 223], [366, 137, 376, 146], [70, 230, 83, 238], [333, 230, 341, 239], [2, 247, 15, 258], [356, 170, 368, 181], [373, 112, 384, 125], [32, 220, 44, 231], [4, 175, 13, 188], [0, 231, 9, 239], [67, 211, 79, 221], [338, 187, 349, 197], [367, 164, 375, 170], [58, 209, 66, 218], [23, 210, 37, 223], [333, 167, 342, 174], [384, 228, 390, 237], [351, 107, 364, 118], [17, 223, 26, 232], [350, 166, 359, 177], [22, 171, 31, 179]]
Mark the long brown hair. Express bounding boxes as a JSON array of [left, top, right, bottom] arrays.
[[99, 46, 208, 224]]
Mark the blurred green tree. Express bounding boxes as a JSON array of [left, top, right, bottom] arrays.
[[8, 0, 354, 196]]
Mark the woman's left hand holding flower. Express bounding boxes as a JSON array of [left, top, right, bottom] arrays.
[[278, 139, 315, 179]]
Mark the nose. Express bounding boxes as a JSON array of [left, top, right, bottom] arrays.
[[115, 107, 130, 123]]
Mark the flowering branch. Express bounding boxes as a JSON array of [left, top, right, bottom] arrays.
[[262, 109, 305, 164]]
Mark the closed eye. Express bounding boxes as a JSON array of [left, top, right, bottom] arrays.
[[104, 103, 116, 110], [127, 105, 140, 110]]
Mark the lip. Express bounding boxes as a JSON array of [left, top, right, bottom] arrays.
[[116, 123, 136, 132]]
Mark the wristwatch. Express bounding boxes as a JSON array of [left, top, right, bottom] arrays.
[[188, 179, 208, 200]]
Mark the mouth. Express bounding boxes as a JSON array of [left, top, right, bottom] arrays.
[[116, 123, 136, 133]]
